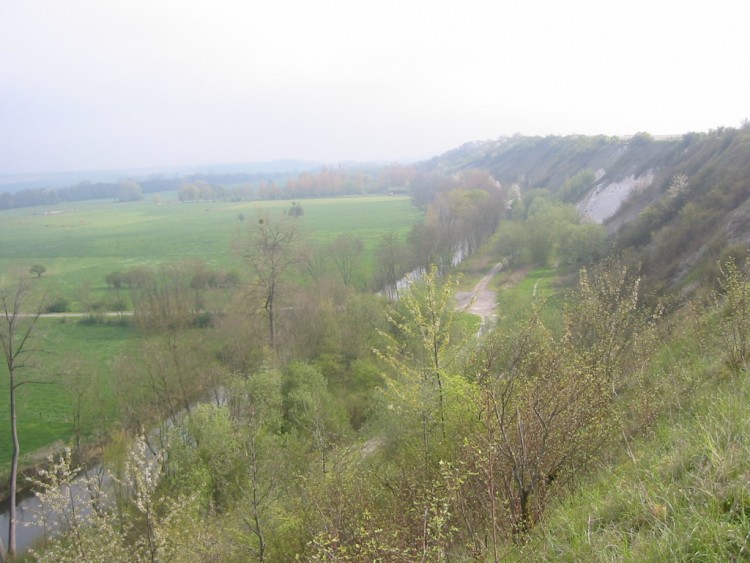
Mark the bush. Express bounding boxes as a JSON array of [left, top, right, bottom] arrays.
[[194, 311, 213, 328], [44, 296, 69, 313]]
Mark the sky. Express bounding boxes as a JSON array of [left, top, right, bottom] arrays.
[[1, 0, 748, 175]]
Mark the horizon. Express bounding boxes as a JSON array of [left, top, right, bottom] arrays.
[[0, 128, 717, 182]]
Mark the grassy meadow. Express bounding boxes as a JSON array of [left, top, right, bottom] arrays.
[[0, 194, 421, 307], [0, 319, 136, 469], [0, 193, 422, 469]]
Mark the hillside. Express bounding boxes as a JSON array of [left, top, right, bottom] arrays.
[[419, 126, 750, 561], [424, 125, 750, 289]]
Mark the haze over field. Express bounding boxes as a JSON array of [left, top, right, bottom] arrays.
[[1, 0, 748, 175]]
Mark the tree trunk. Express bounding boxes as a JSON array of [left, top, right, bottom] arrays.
[[266, 293, 276, 351], [8, 378, 18, 558], [0, 273, 45, 561]]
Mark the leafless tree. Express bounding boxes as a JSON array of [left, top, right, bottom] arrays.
[[0, 271, 46, 560], [329, 234, 363, 287], [242, 214, 301, 351]]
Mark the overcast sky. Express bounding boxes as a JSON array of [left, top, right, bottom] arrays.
[[1, 0, 748, 174]]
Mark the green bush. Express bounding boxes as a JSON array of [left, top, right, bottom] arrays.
[[44, 296, 69, 313]]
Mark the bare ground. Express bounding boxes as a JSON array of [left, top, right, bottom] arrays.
[[455, 260, 505, 326]]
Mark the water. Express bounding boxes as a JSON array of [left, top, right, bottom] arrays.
[[0, 462, 110, 554], [0, 388, 226, 555], [0, 491, 46, 553]]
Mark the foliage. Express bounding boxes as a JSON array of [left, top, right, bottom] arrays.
[[558, 168, 597, 203], [28, 435, 215, 563], [410, 177, 507, 273], [715, 256, 750, 373], [241, 212, 302, 350], [283, 362, 350, 473], [117, 181, 143, 202], [43, 296, 69, 313], [565, 258, 662, 395], [496, 195, 606, 268], [509, 352, 750, 561], [467, 301, 619, 544], [328, 234, 364, 287], [29, 264, 46, 278], [376, 265, 462, 450], [25, 449, 128, 563], [287, 201, 304, 217], [0, 163, 414, 212]]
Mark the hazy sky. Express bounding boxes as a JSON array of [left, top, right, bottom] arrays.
[[1, 0, 748, 174]]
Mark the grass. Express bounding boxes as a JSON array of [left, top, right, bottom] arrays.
[[510, 374, 750, 561], [0, 194, 422, 308], [0, 318, 136, 469], [501, 302, 750, 561], [494, 267, 566, 331]]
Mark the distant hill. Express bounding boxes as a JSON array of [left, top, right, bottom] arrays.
[[422, 126, 750, 289], [0, 160, 321, 193]]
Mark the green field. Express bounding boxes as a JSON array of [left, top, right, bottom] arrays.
[[0, 319, 136, 469], [0, 194, 421, 307], [0, 194, 422, 468]]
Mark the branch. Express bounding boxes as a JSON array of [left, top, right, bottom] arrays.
[[13, 379, 57, 390]]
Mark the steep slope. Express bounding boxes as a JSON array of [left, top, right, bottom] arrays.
[[423, 126, 750, 288]]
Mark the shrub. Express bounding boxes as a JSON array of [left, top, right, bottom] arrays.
[[44, 296, 69, 313]]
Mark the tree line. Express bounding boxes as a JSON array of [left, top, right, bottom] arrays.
[[0, 172, 284, 211]]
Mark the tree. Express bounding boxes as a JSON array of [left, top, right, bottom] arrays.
[[29, 264, 46, 278], [29, 434, 212, 562], [468, 301, 618, 543], [374, 232, 406, 300], [288, 201, 304, 217], [283, 363, 348, 474], [178, 183, 199, 202], [117, 180, 143, 202], [376, 266, 461, 457], [329, 234, 363, 287], [242, 214, 301, 351], [716, 257, 750, 373], [0, 271, 46, 559], [565, 258, 661, 394], [226, 368, 284, 560]]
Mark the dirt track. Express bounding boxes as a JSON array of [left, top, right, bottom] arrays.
[[455, 260, 504, 326]]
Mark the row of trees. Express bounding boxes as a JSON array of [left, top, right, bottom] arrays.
[[408, 169, 511, 274], [178, 165, 418, 203], [0, 170, 297, 211], [0, 181, 144, 210]]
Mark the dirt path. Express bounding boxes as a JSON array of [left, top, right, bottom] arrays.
[[20, 311, 132, 318], [455, 260, 505, 328]]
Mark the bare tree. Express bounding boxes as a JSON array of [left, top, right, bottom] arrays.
[[242, 214, 301, 351], [375, 232, 406, 300], [329, 234, 363, 287], [0, 272, 46, 560]]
